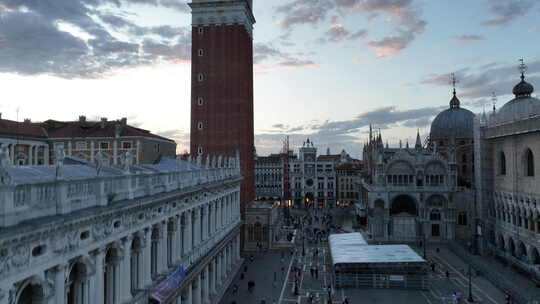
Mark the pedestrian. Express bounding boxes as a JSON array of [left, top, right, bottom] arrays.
[[431, 262, 436, 272], [261, 297, 267, 304], [445, 270, 450, 278], [343, 297, 349, 304], [315, 266, 319, 279], [250, 254, 254, 263], [240, 272, 245, 280], [244, 265, 248, 272], [233, 284, 238, 294]]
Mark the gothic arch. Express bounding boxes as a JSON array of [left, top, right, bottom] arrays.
[[15, 275, 51, 304], [386, 160, 415, 175], [424, 160, 447, 174]]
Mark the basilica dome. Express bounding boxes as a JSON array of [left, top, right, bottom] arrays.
[[495, 74, 540, 124], [430, 91, 475, 141]]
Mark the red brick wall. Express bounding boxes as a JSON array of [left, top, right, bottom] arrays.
[[190, 24, 255, 213]]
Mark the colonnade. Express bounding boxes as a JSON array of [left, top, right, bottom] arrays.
[[4, 191, 242, 304], [0, 142, 49, 165]]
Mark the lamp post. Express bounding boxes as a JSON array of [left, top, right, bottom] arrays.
[[467, 264, 474, 302]]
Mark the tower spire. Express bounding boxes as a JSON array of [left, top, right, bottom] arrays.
[[491, 91, 497, 113], [451, 73, 457, 96], [519, 58, 527, 81], [415, 129, 422, 149], [449, 73, 461, 108]]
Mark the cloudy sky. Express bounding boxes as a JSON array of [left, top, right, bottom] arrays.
[[0, 0, 539, 158]]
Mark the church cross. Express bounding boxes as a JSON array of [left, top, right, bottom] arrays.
[[518, 58, 527, 80]]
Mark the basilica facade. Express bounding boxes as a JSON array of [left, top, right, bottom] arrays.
[[475, 65, 540, 277], [0, 149, 242, 304], [362, 85, 476, 244]]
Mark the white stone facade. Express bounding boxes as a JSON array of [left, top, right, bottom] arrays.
[[362, 136, 460, 243], [475, 83, 540, 277], [0, 151, 243, 304]]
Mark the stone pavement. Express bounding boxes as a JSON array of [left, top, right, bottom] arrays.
[[445, 243, 540, 303], [219, 250, 293, 304]]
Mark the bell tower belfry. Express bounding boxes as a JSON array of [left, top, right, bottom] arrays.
[[189, 0, 256, 212]]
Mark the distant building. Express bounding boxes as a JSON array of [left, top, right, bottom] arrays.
[[254, 138, 361, 208], [254, 153, 284, 199], [0, 115, 176, 166], [362, 127, 471, 243], [475, 64, 540, 275], [336, 160, 363, 206]]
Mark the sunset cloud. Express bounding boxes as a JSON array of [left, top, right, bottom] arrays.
[[275, 0, 426, 57]]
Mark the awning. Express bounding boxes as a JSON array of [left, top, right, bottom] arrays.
[[150, 267, 186, 303]]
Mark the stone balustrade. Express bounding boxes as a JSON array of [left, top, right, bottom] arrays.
[[0, 154, 241, 228]]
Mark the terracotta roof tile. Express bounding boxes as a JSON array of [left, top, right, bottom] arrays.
[[0, 119, 46, 138]]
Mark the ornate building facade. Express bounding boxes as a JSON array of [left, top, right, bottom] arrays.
[[475, 64, 540, 277], [0, 149, 242, 304], [362, 132, 461, 243]]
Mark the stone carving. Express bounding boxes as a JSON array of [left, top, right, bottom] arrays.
[[52, 229, 80, 254], [213, 155, 218, 168], [55, 146, 66, 179], [123, 151, 132, 173], [0, 248, 10, 276], [95, 151, 106, 176], [205, 155, 211, 168], [217, 155, 223, 168], [196, 154, 202, 166], [187, 155, 192, 163], [11, 244, 30, 268], [0, 146, 11, 185], [92, 219, 113, 241]]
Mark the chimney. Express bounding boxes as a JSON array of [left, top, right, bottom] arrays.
[[0, 113, 2, 120], [121, 117, 127, 126], [79, 115, 86, 122], [24, 118, 31, 124], [100, 117, 107, 129]]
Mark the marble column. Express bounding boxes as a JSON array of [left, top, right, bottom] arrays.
[[175, 216, 182, 263], [113, 140, 118, 165], [211, 259, 217, 294], [9, 144, 15, 165], [185, 211, 192, 260], [194, 209, 200, 248], [143, 229, 152, 286], [54, 263, 67, 304], [193, 275, 201, 304], [90, 141, 95, 162], [121, 236, 133, 302], [203, 266, 210, 304], [44, 145, 50, 165], [93, 249, 105, 304], [201, 206, 207, 243], [186, 283, 193, 304], [169, 220, 176, 266], [28, 145, 33, 165], [159, 221, 168, 273]]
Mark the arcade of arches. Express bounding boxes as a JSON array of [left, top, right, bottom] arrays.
[[369, 194, 455, 242], [3, 192, 242, 304]]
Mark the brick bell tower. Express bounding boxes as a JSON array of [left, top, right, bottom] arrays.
[[189, 0, 255, 213]]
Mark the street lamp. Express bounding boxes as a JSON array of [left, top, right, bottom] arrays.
[[467, 264, 474, 302]]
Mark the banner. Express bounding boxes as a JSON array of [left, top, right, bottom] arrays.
[[150, 267, 186, 302]]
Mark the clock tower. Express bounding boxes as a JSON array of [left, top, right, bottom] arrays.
[[189, 0, 256, 212]]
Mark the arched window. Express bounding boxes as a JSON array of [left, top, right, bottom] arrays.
[[499, 151, 506, 175], [526, 149, 535, 177], [430, 209, 441, 221]]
